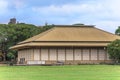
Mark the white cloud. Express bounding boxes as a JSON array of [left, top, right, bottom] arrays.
[[32, 0, 120, 18], [32, 0, 120, 33], [94, 21, 120, 33], [32, 3, 103, 16], [0, 0, 8, 14], [11, 0, 26, 9]]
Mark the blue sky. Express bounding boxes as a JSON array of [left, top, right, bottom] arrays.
[[0, 0, 120, 33]]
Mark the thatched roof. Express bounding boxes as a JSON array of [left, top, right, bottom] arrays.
[[10, 25, 120, 50]]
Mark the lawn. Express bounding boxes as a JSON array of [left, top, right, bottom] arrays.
[[0, 65, 120, 80]]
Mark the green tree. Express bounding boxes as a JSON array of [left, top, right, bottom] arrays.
[[73, 23, 84, 25], [0, 24, 54, 61], [0, 24, 8, 61], [41, 24, 54, 32], [0, 24, 41, 61], [115, 26, 120, 36], [107, 39, 120, 63]]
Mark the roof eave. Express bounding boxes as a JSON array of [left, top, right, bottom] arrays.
[[10, 42, 110, 50]]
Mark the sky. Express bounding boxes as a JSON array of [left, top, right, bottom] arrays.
[[0, 0, 120, 33]]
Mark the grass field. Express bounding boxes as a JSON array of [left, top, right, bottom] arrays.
[[0, 65, 120, 80]]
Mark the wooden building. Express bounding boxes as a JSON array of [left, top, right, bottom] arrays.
[[10, 25, 120, 65]]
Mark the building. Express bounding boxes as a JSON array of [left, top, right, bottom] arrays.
[[10, 25, 120, 65], [8, 18, 16, 24]]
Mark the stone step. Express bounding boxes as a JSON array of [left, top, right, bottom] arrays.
[[0, 64, 8, 66]]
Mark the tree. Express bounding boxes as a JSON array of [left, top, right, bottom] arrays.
[[73, 23, 84, 25], [0, 24, 8, 61], [0, 23, 54, 61], [107, 39, 120, 63], [0, 24, 41, 61], [41, 24, 54, 32], [115, 26, 120, 36]]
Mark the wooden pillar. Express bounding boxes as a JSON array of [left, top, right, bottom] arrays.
[[33, 49, 34, 60], [65, 48, 66, 62], [48, 48, 50, 61], [97, 48, 99, 61], [73, 48, 75, 61], [39, 48, 41, 60], [56, 48, 58, 61], [81, 48, 83, 61], [104, 49, 107, 61], [89, 49, 91, 61]]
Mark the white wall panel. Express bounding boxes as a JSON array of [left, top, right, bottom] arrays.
[[18, 49, 34, 61], [41, 49, 48, 60], [34, 49, 40, 60], [99, 49, 105, 60], [49, 49, 57, 60], [58, 49, 65, 61], [74, 49, 82, 60], [27, 49, 34, 61], [66, 49, 73, 60], [91, 49, 97, 60], [83, 49, 89, 60]]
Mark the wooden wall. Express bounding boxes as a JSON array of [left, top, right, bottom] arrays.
[[18, 47, 110, 64], [18, 49, 34, 61]]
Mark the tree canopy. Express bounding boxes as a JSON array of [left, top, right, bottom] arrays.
[[107, 39, 120, 63], [115, 26, 120, 36], [0, 23, 53, 61]]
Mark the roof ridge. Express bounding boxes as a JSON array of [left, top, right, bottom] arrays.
[[53, 25, 95, 27], [94, 27, 120, 37]]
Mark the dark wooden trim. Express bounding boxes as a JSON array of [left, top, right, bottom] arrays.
[[39, 48, 41, 60], [81, 48, 83, 60], [32, 41, 110, 43], [97, 49, 99, 61], [48, 48, 50, 61], [33, 49, 34, 60], [89, 49, 91, 61], [56, 48, 58, 61], [105, 49, 107, 60], [65, 48, 66, 61], [73, 48, 75, 61]]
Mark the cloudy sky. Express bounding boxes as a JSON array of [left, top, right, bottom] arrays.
[[0, 0, 120, 33]]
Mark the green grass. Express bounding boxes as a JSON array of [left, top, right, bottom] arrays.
[[0, 65, 120, 80]]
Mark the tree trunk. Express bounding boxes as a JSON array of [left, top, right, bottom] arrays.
[[3, 52, 6, 61]]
